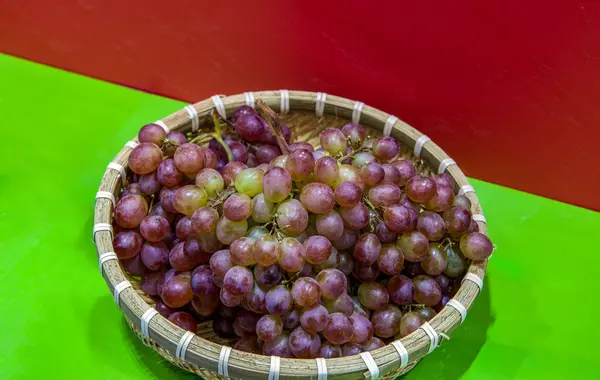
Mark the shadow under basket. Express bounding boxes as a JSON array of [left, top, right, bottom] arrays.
[[94, 90, 488, 379]]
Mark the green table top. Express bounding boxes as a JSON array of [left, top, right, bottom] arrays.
[[1, 54, 598, 380]]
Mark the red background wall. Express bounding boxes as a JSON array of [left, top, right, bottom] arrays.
[[1, 0, 599, 210]]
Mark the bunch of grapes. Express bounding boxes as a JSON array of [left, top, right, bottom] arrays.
[[111, 100, 493, 359]]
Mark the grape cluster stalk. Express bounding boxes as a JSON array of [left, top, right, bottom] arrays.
[[112, 100, 493, 358]]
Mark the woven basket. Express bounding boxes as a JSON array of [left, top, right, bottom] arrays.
[[93, 90, 488, 379]]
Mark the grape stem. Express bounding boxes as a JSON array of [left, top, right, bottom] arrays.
[[363, 197, 383, 224], [209, 187, 236, 208], [256, 99, 290, 154], [337, 141, 370, 162], [211, 110, 234, 163]]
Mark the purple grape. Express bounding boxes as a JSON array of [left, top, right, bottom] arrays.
[[460, 232, 493, 260], [168, 311, 197, 333], [140, 241, 169, 271], [114, 194, 148, 229], [391, 160, 416, 186], [387, 275, 414, 305], [406, 175, 436, 203], [113, 230, 143, 259], [289, 326, 321, 358], [353, 233, 382, 266], [413, 275, 442, 306], [129, 143, 163, 174], [300, 305, 330, 333]]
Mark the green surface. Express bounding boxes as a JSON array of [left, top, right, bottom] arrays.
[[1, 54, 599, 379]]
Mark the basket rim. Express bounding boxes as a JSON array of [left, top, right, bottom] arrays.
[[93, 90, 488, 379]]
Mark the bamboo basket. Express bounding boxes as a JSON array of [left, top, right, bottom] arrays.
[[93, 90, 488, 379]]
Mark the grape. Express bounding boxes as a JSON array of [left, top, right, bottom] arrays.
[[190, 207, 219, 234], [263, 334, 293, 358], [138, 172, 161, 195], [353, 262, 380, 282], [337, 165, 364, 190], [174, 143, 205, 174], [288, 142, 314, 152], [351, 152, 376, 168], [404, 262, 425, 278], [358, 282, 389, 310], [164, 131, 188, 157], [278, 237, 306, 272], [191, 265, 218, 296], [444, 244, 467, 277], [156, 268, 177, 297], [335, 181, 362, 208], [399, 312, 425, 337], [237, 310, 260, 334], [234, 168, 264, 197], [371, 304, 402, 338], [291, 277, 321, 308], [173, 185, 208, 216], [197, 231, 222, 253], [372, 137, 400, 161], [435, 274, 451, 294], [155, 300, 175, 318], [159, 187, 178, 213], [252, 235, 279, 266], [378, 244, 405, 275], [300, 305, 330, 333], [322, 313, 353, 345], [453, 194, 472, 210], [289, 326, 321, 358], [300, 182, 335, 214], [115, 194, 148, 228], [433, 173, 454, 189], [361, 337, 385, 352], [421, 243, 448, 276], [334, 229, 358, 250], [221, 161, 248, 186], [387, 275, 414, 305], [140, 215, 170, 242], [353, 233, 381, 266], [349, 312, 373, 344], [434, 295, 451, 312], [314, 156, 340, 188], [413, 275, 442, 306], [316, 269, 347, 299], [256, 145, 282, 164], [265, 285, 293, 316], [195, 168, 224, 197], [256, 314, 283, 341], [283, 308, 301, 329], [375, 222, 397, 244], [323, 293, 354, 316], [141, 270, 164, 296], [168, 311, 197, 333], [321, 128, 347, 155], [466, 219, 480, 234], [246, 194, 273, 224], [443, 206, 472, 237], [314, 247, 340, 270], [286, 149, 315, 181], [244, 282, 269, 314], [343, 342, 363, 356], [360, 162, 385, 187], [245, 154, 257, 168], [417, 307, 437, 321], [383, 205, 412, 233], [276, 199, 309, 236], [149, 202, 174, 223], [391, 160, 416, 186], [122, 183, 144, 197], [162, 274, 194, 308], [341, 122, 366, 146], [138, 123, 167, 146], [234, 114, 264, 141], [417, 211, 446, 241], [175, 216, 194, 240], [191, 291, 220, 316], [262, 166, 292, 203], [381, 163, 401, 185], [184, 238, 210, 264], [129, 143, 163, 174], [220, 288, 243, 307], [215, 216, 248, 245], [303, 235, 333, 265], [246, 225, 270, 240], [223, 266, 253, 296], [254, 264, 282, 287], [406, 175, 436, 203], [368, 183, 401, 207], [319, 342, 343, 358], [213, 318, 236, 338], [140, 241, 169, 270], [113, 230, 143, 259], [295, 262, 313, 277], [460, 232, 493, 260], [201, 147, 218, 169], [425, 185, 455, 212], [397, 231, 430, 262], [169, 241, 197, 270], [270, 154, 288, 168], [314, 210, 344, 241], [234, 337, 260, 353], [338, 251, 354, 275], [339, 202, 369, 230], [229, 141, 249, 163], [229, 237, 256, 266], [222, 193, 252, 222], [157, 158, 185, 188]]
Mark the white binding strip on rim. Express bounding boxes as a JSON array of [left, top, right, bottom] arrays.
[[268, 356, 281, 380], [95, 191, 116, 207], [446, 299, 468, 324], [93, 223, 113, 238], [352, 101, 364, 123], [472, 214, 487, 224], [315, 92, 327, 117], [175, 331, 195, 361], [316, 357, 327, 380], [125, 140, 139, 149], [462, 272, 484, 291], [140, 308, 159, 338], [438, 158, 456, 174], [218, 346, 232, 376], [107, 162, 126, 179], [244, 92, 255, 108], [384, 115, 398, 136], [391, 340, 409, 369], [184, 105, 200, 133], [359, 352, 379, 380], [113, 280, 132, 306], [154, 120, 169, 132], [459, 184, 475, 196], [98, 252, 117, 272], [211, 95, 227, 119], [280, 89, 290, 114], [420, 321, 439, 354], [413, 135, 431, 158]]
